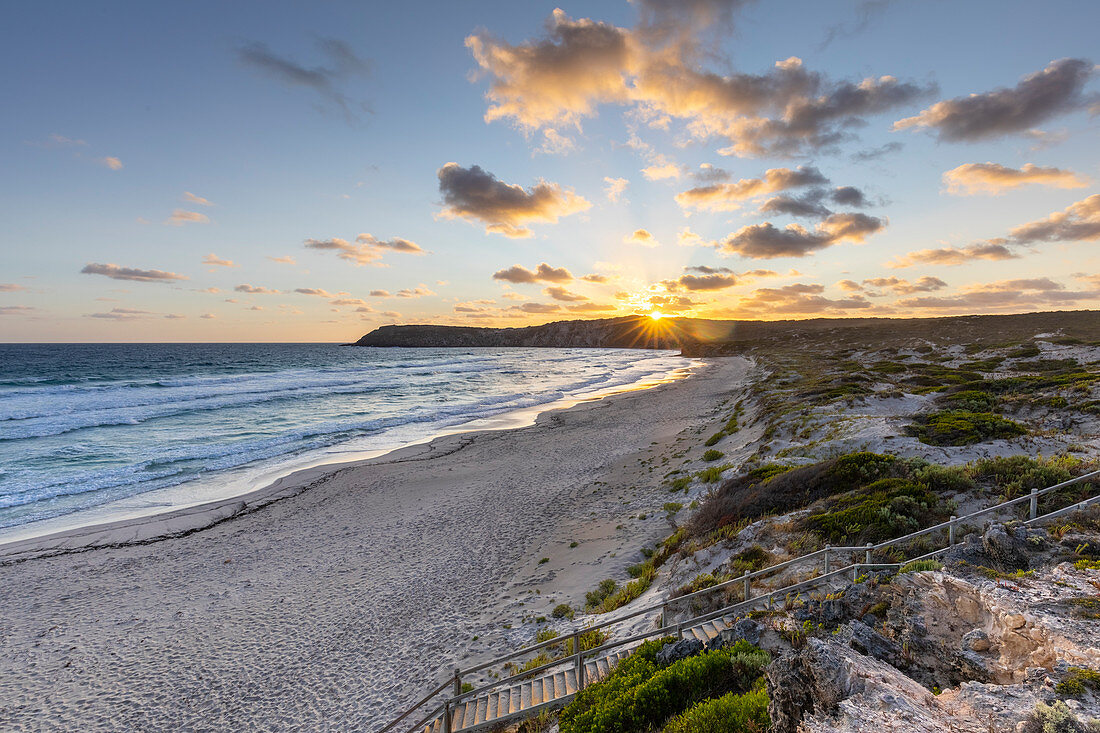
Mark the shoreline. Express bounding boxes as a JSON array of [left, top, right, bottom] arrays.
[[0, 355, 753, 731], [0, 356, 699, 559]]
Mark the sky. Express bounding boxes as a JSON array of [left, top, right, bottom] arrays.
[[1, 0, 1099, 342]]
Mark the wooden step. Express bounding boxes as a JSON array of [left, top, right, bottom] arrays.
[[584, 660, 598, 682], [532, 677, 544, 706], [551, 671, 566, 700], [690, 626, 708, 643], [564, 668, 578, 695], [475, 696, 487, 726], [452, 701, 465, 730], [520, 682, 532, 711], [596, 657, 609, 678], [486, 692, 499, 721], [510, 685, 521, 715]]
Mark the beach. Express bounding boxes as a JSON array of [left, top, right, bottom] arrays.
[[0, 356, 751, 731]]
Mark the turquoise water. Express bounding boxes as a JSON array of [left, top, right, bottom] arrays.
[[0, 344, 684, 529]]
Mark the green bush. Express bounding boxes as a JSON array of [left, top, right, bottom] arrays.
[[704, 432, 724, 447], [703, 449, 725, 462], [899, 559, 943, 573], [939, 389, 998, 412], [663, 680, 769, 733], [1056, 667, 1100, 696], [801, 478, 942, 544], [552, 603, 575, 620], [559, 641, 770, 733], [906, 410, 1026, 446]]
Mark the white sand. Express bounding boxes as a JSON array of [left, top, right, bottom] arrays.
[[0, 357, 750, 732]]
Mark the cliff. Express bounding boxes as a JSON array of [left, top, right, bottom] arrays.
[[351, 315, 731, 350], [352, 311, 1100, 354]]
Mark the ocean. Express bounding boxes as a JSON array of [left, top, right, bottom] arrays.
[[0, 344, 687, 535]]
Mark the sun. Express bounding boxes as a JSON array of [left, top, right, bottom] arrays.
[[649, 311, 665, 320]]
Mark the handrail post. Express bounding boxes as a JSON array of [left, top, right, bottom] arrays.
[[948, 515, 957, 546], [1030, 488, 1038, 520], [443, 700, 452, 733], [864, 543, 872, 565], [675, 621, 683, 640], [851, 564, 859, 582], [572, 629, 584, 690], [823, 545, 831, 575], [661, 602, 668, 629], [743, 575, 751, 602], [453, 668, 461, 697]]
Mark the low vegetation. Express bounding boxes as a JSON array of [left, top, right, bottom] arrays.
[[906, 410, 1027, 446], [559, 639, 770, 733]]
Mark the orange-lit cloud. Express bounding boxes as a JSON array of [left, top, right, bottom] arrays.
[[675, 166, 827, 212], [493, 262, 574, 284], [81, 263, 188, 282], [943, 162, 1087, 195], [719, 212, 885, 258], [624, 228, 659, 247]]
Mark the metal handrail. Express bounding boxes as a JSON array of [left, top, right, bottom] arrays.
[[379, 468, 1099, 732]]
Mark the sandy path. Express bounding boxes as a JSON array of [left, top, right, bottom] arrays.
[[0, 357, 749, 732]]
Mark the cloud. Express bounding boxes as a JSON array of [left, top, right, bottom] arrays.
[[0, 305, 36, 315], [603, 176, 629, 202], [493, 262, 574, 284], [759, 194, 832, 218], [567, 303, 617, 313], [238, 38, 371, 122], [1003, 193, 1100, 244], [200, 313, 217, 319], [672, 270, 738, 291], [267, 255, 296, 265], [234, 284, 279, 294], [203, 253, 236, 268], [624, 228, 659, 246], [164, 313, 185, 319], [165, 209, 210, 226], [894, 58, 1096, 141], [641, 160, 683, 180], [304, 233, 422, 265], [897, 277, 1099, 310], [395, 286, 435, 298], [887, 242, 1020, 268], [0, 283, 28, 292], [676, 227, 715, 247], [369, 290, 391, 297], [437, 163, 590, 238], [719, 212, 886, 258], [81, 263, 188, 282], [98, 156, 123, 170], [582, 273, 610, 283], [943, 162, 1088, 195], [467, 9, 933, 157], [544, 286, 588, 302], [511, 302, 562, 314], [675, 166, 827, 212], [184, 192, 214, 206], [85, 307, 160, 321], [691, 163, 730, 183], [294, 288, 335, 297], [831, 186, 868, 207], [30, 133, 86, 148], [850, 141, 902, 162], [734, 283, 873, 314], [537, 128, 578, 155], [863, 275, 947, 294], [818, 0, 899, 50]]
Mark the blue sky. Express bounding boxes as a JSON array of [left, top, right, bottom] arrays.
[[1, 0, 1098, 341]]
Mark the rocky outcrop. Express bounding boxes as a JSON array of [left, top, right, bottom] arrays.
[[764, 524, 1100, 732]]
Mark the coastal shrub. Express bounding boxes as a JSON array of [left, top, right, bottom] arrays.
[[960, 357, 1005, 371], [906, 410, 1026, 446], [564, 628, 611, 655], [800, 478, 942, 544], [689, 452, 899, 539], [704, 432, 724, 447], [939, 389, 998, 412], [593, 564, 657, 613], [1019, 700, 1100, 733], [899, 559, 943, 573], [703, 449, 724, 462], [552, 603, 575, 620], [1056, 667, 1100, 696], [664, 502, 683, 515], [906, 460, 975, 494], [663, 681, 769, 733], [586, 579, 619, 610], [696, 466, 726, 484], [559, 641, 770, 733]]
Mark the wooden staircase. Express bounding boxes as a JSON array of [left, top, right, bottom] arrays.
[[422, 613, 740, 732]]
